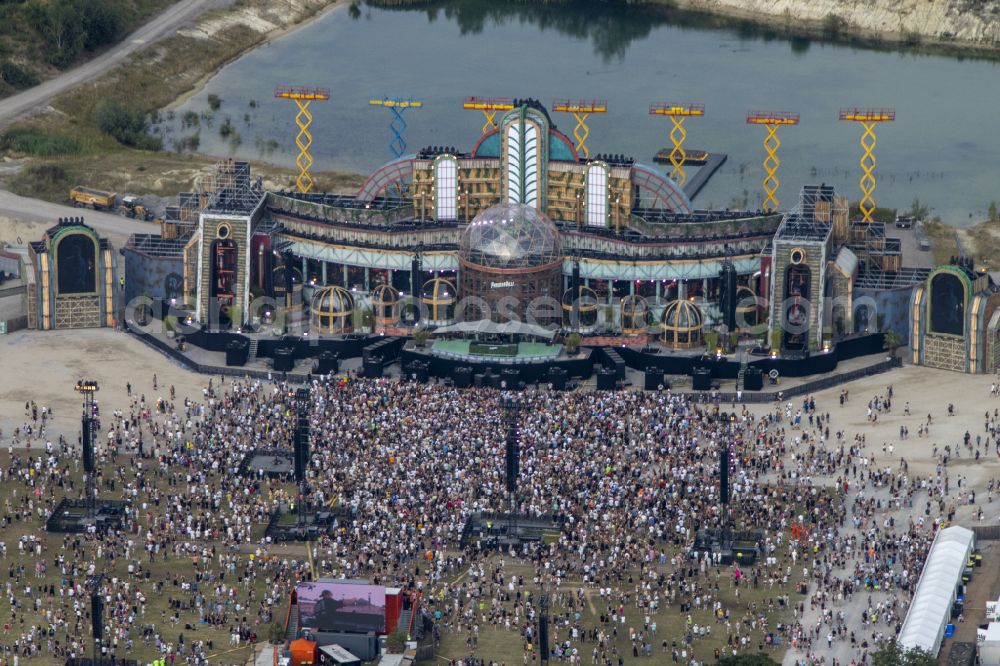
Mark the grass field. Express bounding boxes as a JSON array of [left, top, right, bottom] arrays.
[[0, 447, 306, 666], [0, 433, 803, 666], [428, 559, 793, 665]]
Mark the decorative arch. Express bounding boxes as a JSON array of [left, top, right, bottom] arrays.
[[355, 155, 416, 203], [928, 268, 970, 337], [471, 128, 579, 163], [54, 231, 98, 295], [629, 164, 692, 213]]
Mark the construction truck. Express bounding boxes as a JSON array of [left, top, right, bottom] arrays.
[[69, 186, 118, 211], [120, 195, 155, 221]]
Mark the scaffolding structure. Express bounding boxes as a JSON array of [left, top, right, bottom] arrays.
[[746, 111, 799, 212], [125, 234, 187, 258], [839, 107, 895, 223], [552, 99, 607, 159], [275, 86, 330, 193], [370, 97, 423, 158], [463, 96, 514, 135], [196, 159, 264, 215], [649, 103, 705, 186]]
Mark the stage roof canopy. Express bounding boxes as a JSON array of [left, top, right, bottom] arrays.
[[432, 320, 556, 340]]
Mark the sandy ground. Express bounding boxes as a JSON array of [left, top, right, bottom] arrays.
[[0, 328, 212, 444], [789, 362, 1000, 484]]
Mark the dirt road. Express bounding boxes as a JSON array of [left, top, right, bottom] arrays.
[[0, 189, 158, 246], [0, 0, 226, 129]]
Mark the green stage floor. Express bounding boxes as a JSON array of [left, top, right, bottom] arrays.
[[432, 339, 563, 358]]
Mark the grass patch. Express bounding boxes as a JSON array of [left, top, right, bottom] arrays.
[[0, 128, 82, 157], [431, 558, 792, 665], [96, 100, 163, 151]]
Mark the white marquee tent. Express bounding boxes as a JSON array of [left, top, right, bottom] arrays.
[[898, 525, 975, 655]]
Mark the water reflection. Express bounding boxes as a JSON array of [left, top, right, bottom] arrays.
[[363, 0, 812, 62]]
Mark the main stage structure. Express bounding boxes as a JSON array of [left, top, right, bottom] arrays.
[[106, 96, 1000, 377]]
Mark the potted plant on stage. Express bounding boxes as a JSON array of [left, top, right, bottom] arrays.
[[413, 328, 430, 349], [565, 332, 581, 356], [227, 304, 243, 331], [883, 329, 904, 358], [164, 314, 178, 339], [704, 329, 719, 353], [360, 306, 373, 333], [769, 328, 782, 354]]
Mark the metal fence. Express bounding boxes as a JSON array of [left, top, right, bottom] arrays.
[[972, 525, 1000, 541], [671, 357, 902, 404]]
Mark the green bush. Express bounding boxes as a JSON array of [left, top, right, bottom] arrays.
[[207, 93, 222, 111], [564, 332, 581, 354], [267, 622, 286, 645], [385, 629, 407, 653], [0, 61, 38, 90], [24, 0, 128, 68], [81, 0, 124, 52], [95, 100, 162, 150], [704, 329, 719, 351], [0, 129, 81, 156]]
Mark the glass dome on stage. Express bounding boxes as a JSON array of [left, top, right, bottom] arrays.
[[458, 204, 564, 326], [459, 203, 561, 270]]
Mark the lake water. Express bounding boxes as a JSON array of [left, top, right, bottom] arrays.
[[152, 0, 1000, 224]]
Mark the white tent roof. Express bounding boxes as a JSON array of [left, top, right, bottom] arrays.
[[431, 320, 556, 340], [898, 525, 975, 655]]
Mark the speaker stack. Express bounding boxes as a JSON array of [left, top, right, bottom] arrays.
[[294, 410, 310, 485], [453, 366, 472, 388], [692, 367, 712, 391], [501, 368, 520, 389], [362, 355, 383, 378], [743, 367, 763, 391], [596, 366, 618, 391], [644, 367, 666, 391], [91, 593, 104, 641], [225, 339, 249, 367], [412, 361, 430, 383], [315, 351, 339, 375], [547, 367, 567, 391], [505, 428, 519, 494], [720, 441, 730, 505], [82, 416, 95, 474], [539, 614, 550, 660], [273, 348, 294, 372]]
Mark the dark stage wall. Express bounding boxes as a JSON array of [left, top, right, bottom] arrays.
[[151, 325, 886, 384], [618, 333, 885, 379]]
